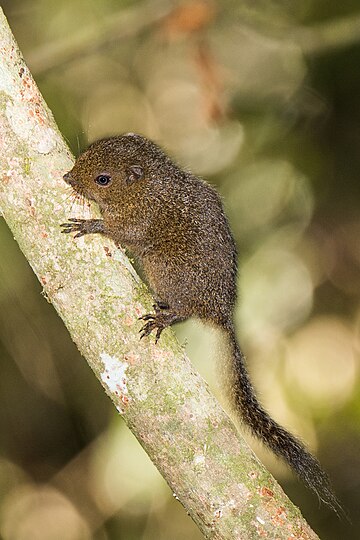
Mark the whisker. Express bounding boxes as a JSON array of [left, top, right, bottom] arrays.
[[63, 184, 93, 220], [76, 133, 80, 156]]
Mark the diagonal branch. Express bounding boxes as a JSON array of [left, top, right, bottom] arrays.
[[0, 8, 320, 540], [292, 11, 360, 55]]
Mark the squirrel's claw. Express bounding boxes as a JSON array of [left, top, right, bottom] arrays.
[[60, 219, 87, 237]]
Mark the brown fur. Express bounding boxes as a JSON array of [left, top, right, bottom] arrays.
[[61, 133, 343, 515]]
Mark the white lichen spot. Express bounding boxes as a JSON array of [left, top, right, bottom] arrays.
[[193, 454, 205, 466], [100, 353, 130, 406], [241, 484, 252, 501], [256, 516, 265, 525], [0, 64, 15, 93], [37, 127, 57, 154]]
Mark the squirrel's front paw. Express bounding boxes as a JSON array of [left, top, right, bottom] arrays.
[[60, 218, 89, 238]]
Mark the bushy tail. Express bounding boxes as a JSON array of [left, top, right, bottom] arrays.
[[226, 327, 344, 516]]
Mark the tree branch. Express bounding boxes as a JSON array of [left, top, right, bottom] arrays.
[[0, 8, 320, 539], [292, 12, 360, 55]]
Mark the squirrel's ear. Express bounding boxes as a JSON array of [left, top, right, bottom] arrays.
[[126, 165, 144, 185]]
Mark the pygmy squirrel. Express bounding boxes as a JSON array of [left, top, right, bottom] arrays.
[[61, 133, 342, 514]]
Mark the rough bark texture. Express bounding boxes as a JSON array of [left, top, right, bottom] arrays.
[[0, 8, 320, 540]]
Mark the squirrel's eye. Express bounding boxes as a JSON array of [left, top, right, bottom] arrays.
[[95, 174, 111, 186]]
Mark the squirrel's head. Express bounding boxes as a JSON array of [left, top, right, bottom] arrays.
[[63, 133, 163, 208]]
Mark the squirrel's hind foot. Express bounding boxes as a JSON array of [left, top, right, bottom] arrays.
[[139, 307, 183, 343]]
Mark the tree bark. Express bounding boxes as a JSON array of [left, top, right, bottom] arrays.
[[0, 8, 320, 540]]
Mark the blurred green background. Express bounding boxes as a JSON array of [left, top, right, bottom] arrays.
[[1, 1, 360, 539]]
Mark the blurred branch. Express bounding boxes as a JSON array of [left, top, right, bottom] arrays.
[[242, 10, 360, 56], [26, 2, 360, 78], [292, 12, 360, 55], [0, 8, 320, 539], [26, 0, 172, 76]]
